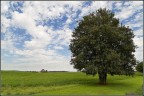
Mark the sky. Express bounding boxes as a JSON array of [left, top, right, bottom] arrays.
[[1, 1, 143, 71]]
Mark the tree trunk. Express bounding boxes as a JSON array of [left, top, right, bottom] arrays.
[[98, 71, 107, 85]]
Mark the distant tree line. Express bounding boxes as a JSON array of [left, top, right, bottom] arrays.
[[40, 69, 69, 72]]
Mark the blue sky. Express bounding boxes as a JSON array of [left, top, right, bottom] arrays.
[[1, 1, 143, 71]]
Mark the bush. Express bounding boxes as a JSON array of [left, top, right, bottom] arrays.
[[136, 62, 143, 73], [40, 69, 47, 73]]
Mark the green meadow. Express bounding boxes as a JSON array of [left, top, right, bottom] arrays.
[[1, 71, 143, 95]]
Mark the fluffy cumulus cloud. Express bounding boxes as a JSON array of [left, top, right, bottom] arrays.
[[1, 1, 143, 71]]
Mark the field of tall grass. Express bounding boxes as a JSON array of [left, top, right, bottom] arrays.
[[1, 71, 143, 95]]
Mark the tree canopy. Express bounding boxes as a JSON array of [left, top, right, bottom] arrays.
[[70, 8, 136, 84]]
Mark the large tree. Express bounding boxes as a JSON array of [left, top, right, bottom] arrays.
[[70, 8, 136, 84]]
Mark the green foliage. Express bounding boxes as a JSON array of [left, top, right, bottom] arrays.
[[136, 61, 143, 73], [70, 8, 136, 84], [1, 71, 143, 95]]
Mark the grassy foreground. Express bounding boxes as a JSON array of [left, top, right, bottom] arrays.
[[1, 71, 143, 95]]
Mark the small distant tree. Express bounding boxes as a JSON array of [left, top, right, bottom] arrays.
[[136, 61, 143, 73], [41, 69, 46, 72]]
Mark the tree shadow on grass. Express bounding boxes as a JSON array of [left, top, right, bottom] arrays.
[[59, 77, 131, 88]]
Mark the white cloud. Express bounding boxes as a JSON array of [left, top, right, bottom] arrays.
[[11, 11, 35, 28], [79, 1, 114, 19], [1, 15, 11, 33], [115, 1, 123, 7], [133, 37, 143, 47], [134, 12, 143, 22], [131, 1, 143, 6], [9, 1, 82, 50], [21, 1, 83, 21], [11, 11, 52, 50], [49, 27, 72, 47], [134, 46, 143, 62], [1, 40, 14, 51], [134, 28, 143, 36], [1, 1, 10, 14], [91, 1, 109, 9], [2, 48, 76, 71], [2, 62, 76, 71], [133, 37, 143, 61], [115, 1, 143, 20], [66, 18, 72, 25], [115, 6, 133, 20], [125, 22, 143, 29]]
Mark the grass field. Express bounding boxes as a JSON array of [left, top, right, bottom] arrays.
[[1, 71, 143, 95]]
